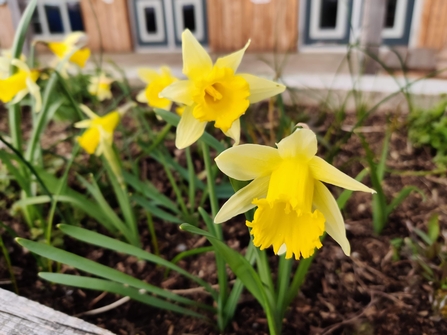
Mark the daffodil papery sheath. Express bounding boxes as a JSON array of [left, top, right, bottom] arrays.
[[136, 66, 177, 109], [214, 128, 375, 260], [159, 29, 286, 149], [75, 105, 121, 155]]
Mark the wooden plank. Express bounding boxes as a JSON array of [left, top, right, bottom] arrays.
[[0, 287, 115, 335], [80, 0, 132, 52], [207, 0, 298, 53], [417, 0, 447, 50], [0, 4, 15, 49]]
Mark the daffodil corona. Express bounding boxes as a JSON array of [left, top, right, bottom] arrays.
[[214, 128, 375, 259], [136, 66, 177, 109], [160, 29, 285, 149], [0, 58, 42, 112]]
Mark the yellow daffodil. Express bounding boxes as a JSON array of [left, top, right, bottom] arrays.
[[214, 128, 375, 260], [75, 104, 123, 155], [46, 32, 90, 70], [136, 66, 178, 109], [0, 59, 41, 112], [88, 72, 114, 101], [160, 29, 286, 149]]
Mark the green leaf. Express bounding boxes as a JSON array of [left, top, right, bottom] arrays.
[[10, 0, 37, 60], [154, 108, 226, 153], [132, 195, 182, 224], [76, 174, 137, 245], [385, 186, 425, 218], [0, 150, 29, 193], [39, 273, 207, 319], [180, 223, 267, 308], [58, 224, 216, 296], [16, 238, 209, 310], [427, 213, 440, 244]]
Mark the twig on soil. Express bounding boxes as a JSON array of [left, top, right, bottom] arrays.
[[88, 291, 108, 309], [76, 296, 130, 317], [320, 295, 377, 335], [171, 280, 236, 296]]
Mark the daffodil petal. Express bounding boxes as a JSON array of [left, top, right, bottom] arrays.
[[137, 68, 161, 83], [214, 175, 270, 223], [239, 73, 286, 104], [11, 58, 30, 73], [136, 89, 148, 103], [182, 29, 212, 79], [80, 104, 99, 119], [74, 119, 92, 128], [159, 80, 194, 106], [277, 128, 317, 159], [9, 88, 28, 105], [310, 156, 375, 193], [215, 144, 280, 181], [64, 32, 85, 45], [313, 181, 350, 255], [175, 105, 207, 149], [26, 77, 42, 112], [223, 119, 241, 146], [215, 40, 250, 72]]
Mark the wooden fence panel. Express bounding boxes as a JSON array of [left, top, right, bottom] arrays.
[[417, 0, 447, 50], [0, 4, 15, 49], [207, 0, 299, 53], [80, 0, 132, 52]]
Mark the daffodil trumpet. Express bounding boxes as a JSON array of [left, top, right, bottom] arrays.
[[74, 102, 134, 188], [214, 128, 375, 260], [160, 29, 286, 149], [0, 58, 41, 112], [88, 72, 114, 101]]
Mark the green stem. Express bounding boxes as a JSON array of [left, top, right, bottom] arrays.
[[201, 140, 227, 331], [276, 255, 293, 321], [185, 147, 196, 213], [146, 211, 159, 257]]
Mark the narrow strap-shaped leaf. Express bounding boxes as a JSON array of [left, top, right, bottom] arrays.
[[132, 195, 182, 224], [39, 273, 208, 319], [58, 224, 216, 297], [16, 238, 211, 311]]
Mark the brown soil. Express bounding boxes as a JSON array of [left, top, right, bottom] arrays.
[[1, 110, 447, 335]]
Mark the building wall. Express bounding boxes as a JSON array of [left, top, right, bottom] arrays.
[[0, 4, 15, 49], [80, 0, 133, 52], [207, 0, 299, 52], [417, 0, 447, 50]]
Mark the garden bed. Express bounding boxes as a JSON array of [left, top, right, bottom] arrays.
[[1, 110, 446, 335]]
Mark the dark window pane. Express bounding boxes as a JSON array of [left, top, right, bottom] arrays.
[[67, 2, 85, 31], [145, 7, 157, 33], [182, 5, 196, 32], [384, 0, 397, 28], [44, 5, 64, 33], [31, 8, 42, 34], [319, 0, 338, 29]]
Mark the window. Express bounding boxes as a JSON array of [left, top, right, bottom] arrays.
[[319, 0, 338, 29], [144, 7, 157, 33], [182, 4, 196, 32], [32, 0, 84, 38]]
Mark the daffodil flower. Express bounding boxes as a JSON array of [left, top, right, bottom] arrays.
[[136, 66, 178, 109], [46, 32, 90, 76], [0, 58, 42, 112], [74, 104, 123, 155], [160, 29, 286, 149], [88, 72, 114, 101], [214, 128, 375, 260]]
